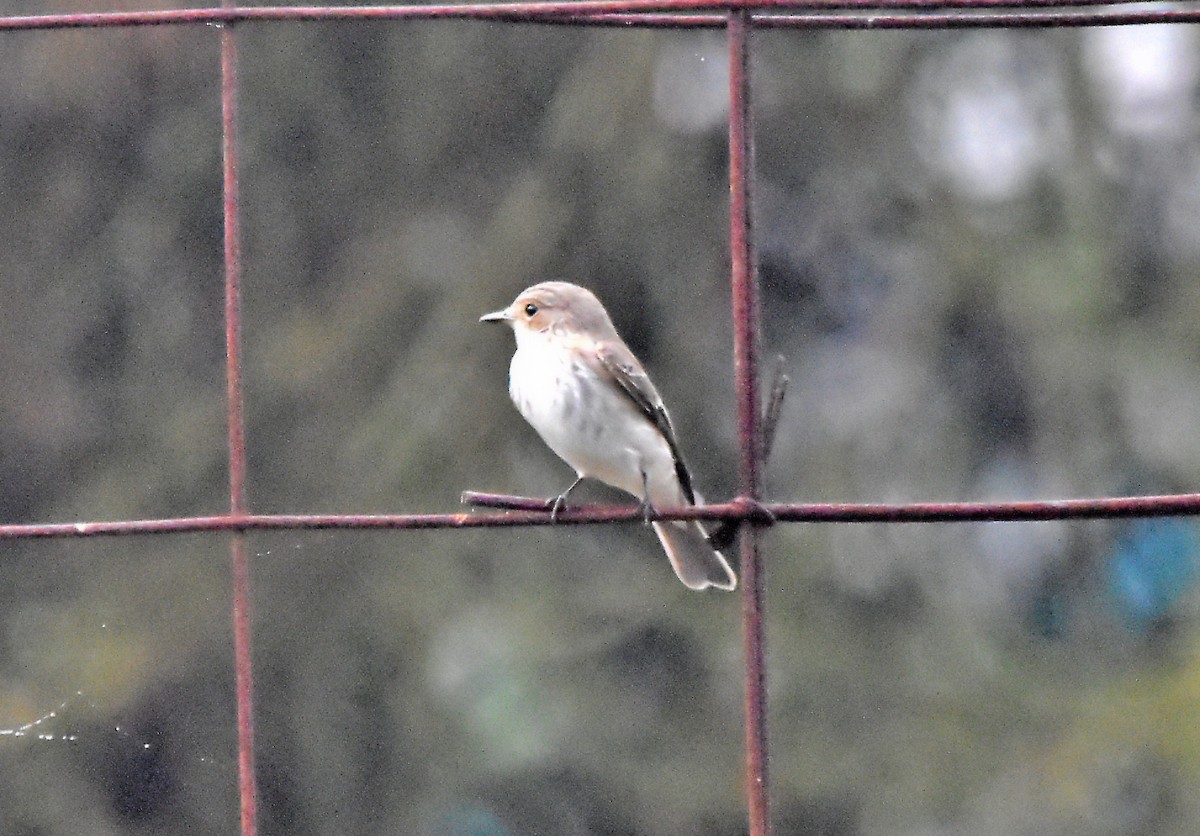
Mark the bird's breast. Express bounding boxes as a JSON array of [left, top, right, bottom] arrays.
[[506, 338, 677, 499], [509, 341, 583, 424]]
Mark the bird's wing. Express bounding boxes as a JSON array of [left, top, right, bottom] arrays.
[[594, 343, 698, 505]]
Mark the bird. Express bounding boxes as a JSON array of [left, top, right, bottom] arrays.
[[480, 281, 737, 591]]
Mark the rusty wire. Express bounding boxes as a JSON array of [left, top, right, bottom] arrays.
[[3, 2, 1198, 835], [1, 1, 1199, 31], [219, 1, 258, 831]]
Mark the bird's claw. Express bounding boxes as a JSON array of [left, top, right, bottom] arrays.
[[548, 475, 585, 523], [549, 493, 568, 523], [637, 497, 655, 526], [636, 470, 656, 526]]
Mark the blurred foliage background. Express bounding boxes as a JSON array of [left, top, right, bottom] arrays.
[[0, 2, 1199, 834]]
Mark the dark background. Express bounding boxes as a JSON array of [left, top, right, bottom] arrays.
[[0, 3, 1199, 833]]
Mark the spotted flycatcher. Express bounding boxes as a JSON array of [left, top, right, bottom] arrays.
[[481, 281, 737, 591]]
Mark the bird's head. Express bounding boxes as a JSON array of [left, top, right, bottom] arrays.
[[480, 281, 618, 341]]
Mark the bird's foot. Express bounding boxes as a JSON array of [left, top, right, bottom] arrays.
[[636, 496, 656, 526], [549, 475, 585, 523], [637, 470, 655, 525], [549, 493, 569, 523]]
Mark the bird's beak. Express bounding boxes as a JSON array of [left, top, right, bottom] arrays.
[[479, 308, 512, 323]]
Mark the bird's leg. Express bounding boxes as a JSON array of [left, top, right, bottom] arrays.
[[550, 475, 585, 522], [636, 469, 655, 526]]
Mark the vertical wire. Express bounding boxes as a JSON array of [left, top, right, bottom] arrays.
[[728, 9, 770, 835], [221, 10, 259, 835]]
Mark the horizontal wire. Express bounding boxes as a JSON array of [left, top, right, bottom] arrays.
[[465, 492, 1200, 522], [0, 1, 1194, 31], [549, 8, 1200, 27], [3, 493, 1200, 541]]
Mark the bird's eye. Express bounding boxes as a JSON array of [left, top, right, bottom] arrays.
[[524, 303, 538, 317]]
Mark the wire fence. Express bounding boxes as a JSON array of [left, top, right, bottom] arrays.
[[3, 2, 1198, 834]]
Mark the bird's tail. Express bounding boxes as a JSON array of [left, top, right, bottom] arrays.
[[652, 520, 737, 591]]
